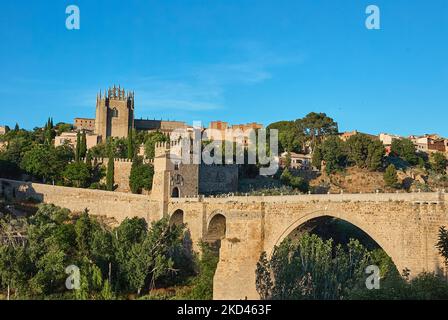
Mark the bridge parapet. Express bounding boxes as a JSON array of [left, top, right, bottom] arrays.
[[169, 191, 445, 204]]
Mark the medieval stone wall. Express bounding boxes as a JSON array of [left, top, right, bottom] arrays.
[[2, 176, 448, 300], [0, 179, 160, 223], [92, 158, 134, 193]]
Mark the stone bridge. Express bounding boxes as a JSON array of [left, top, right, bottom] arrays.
[[1, 179, 447, 300], [167, 192, 447, 299]]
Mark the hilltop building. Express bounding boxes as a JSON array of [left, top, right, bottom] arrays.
[[54, 132, 101, 150], [205, 120, 263, 146], [74, 118, 95, 132], [409, 134, 448, 154], [338, 130, 378, 142], [279, 151, 312, 170]]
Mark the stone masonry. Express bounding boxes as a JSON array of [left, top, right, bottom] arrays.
[[1, 177, 447, 300], [1, 141, 448, 300]]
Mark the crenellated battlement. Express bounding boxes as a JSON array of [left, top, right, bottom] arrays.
[[78, 157, 154, 164]]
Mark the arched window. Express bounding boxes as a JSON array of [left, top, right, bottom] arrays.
[[111, 108, 119, 117]]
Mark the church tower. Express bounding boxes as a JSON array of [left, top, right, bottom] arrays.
[[95, 85, 134, 139]]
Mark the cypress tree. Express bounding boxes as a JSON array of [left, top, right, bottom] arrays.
[[86, 151, 93, 171], [75, 131, 81, 162], [80, 131, 87, 158], [106, 146, 114, 191], [127, 128, 134, 159]]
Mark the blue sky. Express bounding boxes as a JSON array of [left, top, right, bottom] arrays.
[[0, 0, 447, 136]]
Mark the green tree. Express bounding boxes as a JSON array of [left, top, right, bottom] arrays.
[[80, 131, 87, 159], [284, 152, 292, 168], [63, 162, 90, 187], [436, 226, 448, 274], [21, 145, 54, 183], [184, 243, 219, 300], [127, 129, 135, 160], [267, 121, 304, 153], [144, 131, 168, 159], [315, 136, 346, 174], [431, 152, 447, 174], [391, 139, 418, 166], [256, 252, 273, 300], [384, 164, 399, 189], [106, 144, 115, 191], [257, 233, 371, 300], [366, 140, 385, 171], [44, 118, 55, 145], [129, 157, 154, 194], [296, 112, 338, 149], [75, 210, 95, 258], [280, 168, 309, 193], [75, 131, 81, 162]]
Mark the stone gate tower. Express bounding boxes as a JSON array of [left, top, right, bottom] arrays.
[[95, 85, 134, 139], [151, 141, 199, 216]]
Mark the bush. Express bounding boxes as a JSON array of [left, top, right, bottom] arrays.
[[383, 164, 399, 189]]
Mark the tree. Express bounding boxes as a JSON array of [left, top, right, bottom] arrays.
[[384, 164, 399, 188], [144, 132, 168, 159], [366, 140, 385, 171], [129, 157, 154, 194], [75, 131, 81, 162], [80, 131, 87, 159], [280, 168, 309, 193], [55, 123, 73, 135], [431, 152, 447, 174], [20, 144, 72, 184], [257, 233, 371, 300], [127, 129, 135, 160], [21, 145, 54, 183], [106, 143, 114, 191], [391, 139, 418, 166], [185, 242, 219, 300], [106, 156, 114, 191], [0, 245, 27, 300], [284, 152, 292, 168], [14, 123, 19, 131], [75, 210, 95, 258], [345, 134, 384, 171], [296, 112, 338, 149], [436, 226, 448, 274], [44, 118, 55, 145], [314, 136, 346, 174], [63, 162, 90, 187], [256, 252, 272, 300], [267, 121, 304, 153]]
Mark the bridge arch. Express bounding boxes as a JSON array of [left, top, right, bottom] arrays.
[[270, 210, 401, 272], [170, 209, 184, 226], [206, 212, 227, 243]]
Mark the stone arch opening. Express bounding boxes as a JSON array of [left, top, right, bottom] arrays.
[[288, 216, 379, 250], [171, 187, 180, 198], [205, 213, 226, 248], [273, 213, 400, 274], [170, 209, 184, 226]]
